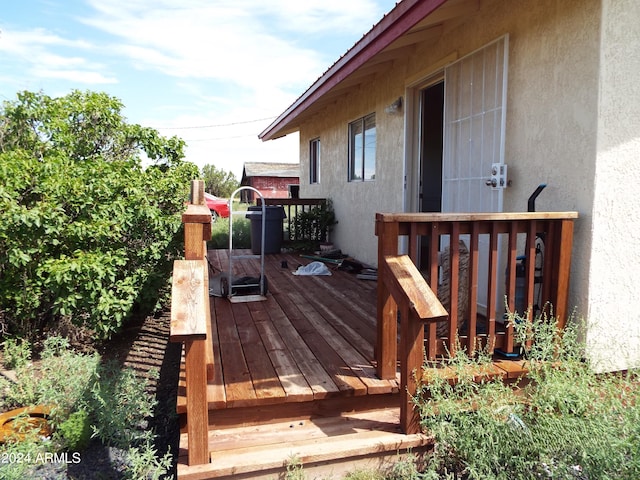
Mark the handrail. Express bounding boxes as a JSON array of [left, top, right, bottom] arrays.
[[376, 211, 578, 433], [169, 180, 212, 466], [257, 197, 327, 243], [381, 254, 447, 434]]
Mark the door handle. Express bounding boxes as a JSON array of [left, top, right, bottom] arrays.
[[485, 178, 498, 187]]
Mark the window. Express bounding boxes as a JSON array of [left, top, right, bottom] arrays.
[[309, 137, 320, 184], [348, 113, 376, 181]]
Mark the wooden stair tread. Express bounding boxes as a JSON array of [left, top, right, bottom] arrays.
[[177, 407, 433, 480]]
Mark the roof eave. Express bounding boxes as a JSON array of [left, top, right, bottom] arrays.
[[259, 0, 449, 141]]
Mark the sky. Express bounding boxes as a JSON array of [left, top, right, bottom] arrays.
[[0, 0, 398, 179]]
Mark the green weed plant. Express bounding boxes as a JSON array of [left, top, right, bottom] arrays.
[[0, 337, 171, 479], [1, 338, 31, 370], [416, 311, 640, 480]]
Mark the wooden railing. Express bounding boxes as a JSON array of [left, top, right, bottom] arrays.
[[381, 254, 448, 433], [376, 211, 578, 433], [257, 197, 327, 244], [170, 180, 214, 466]]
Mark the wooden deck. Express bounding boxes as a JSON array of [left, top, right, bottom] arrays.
[[175, 249, 529, 479], [177, 249, 399, 416]]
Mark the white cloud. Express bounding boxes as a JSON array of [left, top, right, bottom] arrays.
[[80, 1, 324, 87], [1, 0, 396, 176], [0, 27, 113, 85], [31, 68, 117, 84], [78, 0, 388, 93]]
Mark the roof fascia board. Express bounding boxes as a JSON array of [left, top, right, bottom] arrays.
[[259, 0, 449, 140]]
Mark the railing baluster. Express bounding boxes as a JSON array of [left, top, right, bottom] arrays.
[[467, 221, 480, 355], [448, 222, 460, 355], [553, 219, 575, 329], [524, 220, 537, 350], [505, 221, 519, 353], [486, 222, 499, 349], [541, 220, 555, 318], [259, 198, 327, 244], [427, 222, 440, 360], [408, 222, 419, 263], [374, 212, 578, 411]]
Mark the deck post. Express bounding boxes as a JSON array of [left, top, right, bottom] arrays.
[[381, 254, 448, 434], [183, 339, 209, 465], [376, 217, 399, 380], [171, 179, 213, 466], [399, 305, 425, 434], [182, 182, 215, 382], [552, 219, 575, 330]]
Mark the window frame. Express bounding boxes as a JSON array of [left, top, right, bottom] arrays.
[[309, 137, 320, 184], [348, 113, 376, 182]]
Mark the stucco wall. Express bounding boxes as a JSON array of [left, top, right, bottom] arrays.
[[294, 0, 640, 371], [587, 0, 640, 372], [286, 0, 640, 373]]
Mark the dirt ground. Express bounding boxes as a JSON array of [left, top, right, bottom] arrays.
[[24, 310, 182, 479]]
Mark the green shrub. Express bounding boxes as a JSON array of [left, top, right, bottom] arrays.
[[0, 338, 169, 478], [86, 361, 157, 447], [289, 200, 337, 245], [0, 338, 100, 420], [58, 409, 91, 451], [124, 440, 174, 480], [0, 90, 199, 340]]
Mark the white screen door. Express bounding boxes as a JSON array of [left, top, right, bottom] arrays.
[[442, 35, 509, 311], [443, 35, 508, 212]]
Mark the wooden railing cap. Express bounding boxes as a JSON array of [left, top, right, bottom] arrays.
[[182, 204, 213, 224], [376, 211, 579, 223]]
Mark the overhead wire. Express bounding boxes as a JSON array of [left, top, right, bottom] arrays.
[[154, 116, 276, 130], [153, 115, 277, 142]]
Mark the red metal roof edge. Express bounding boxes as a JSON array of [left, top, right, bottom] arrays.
[[259, 0, 448, 141]]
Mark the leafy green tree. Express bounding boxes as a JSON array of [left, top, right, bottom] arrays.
[[0, 90, 199, 340], [202, 163, 239, 198]]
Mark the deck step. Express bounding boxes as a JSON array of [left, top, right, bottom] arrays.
[[177, 407, 433, 480]]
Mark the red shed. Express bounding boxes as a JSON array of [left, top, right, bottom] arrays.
[[240, 162, 300, 203]]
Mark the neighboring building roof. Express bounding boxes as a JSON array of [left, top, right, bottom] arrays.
[[242, 162, 300, 179], [259, 0, 460, 141]]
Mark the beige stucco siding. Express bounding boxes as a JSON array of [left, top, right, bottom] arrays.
[[587, 0, 640, 371]]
